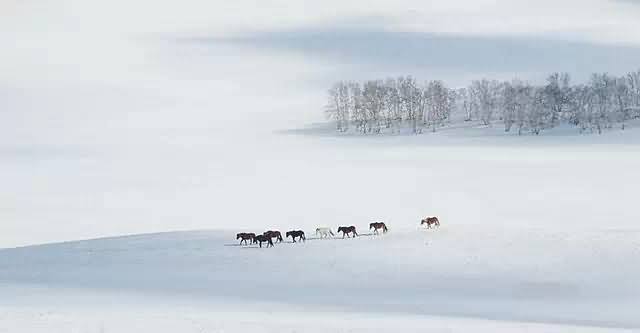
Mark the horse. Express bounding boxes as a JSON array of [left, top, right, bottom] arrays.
[[337, 226, 358, 238], [236, 232, 256, 245], [253, 234, 274, 248], [315, 227, 334, 238], [286, 230, 306, 243], [421, 217, 440, 229], [369, 222, 388, 234], [263, 230, 283, 243]]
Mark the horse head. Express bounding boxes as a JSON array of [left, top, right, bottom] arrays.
[[286, 231, 292, 238]]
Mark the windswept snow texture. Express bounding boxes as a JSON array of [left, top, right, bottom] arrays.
[[1, 226, 639, 331]]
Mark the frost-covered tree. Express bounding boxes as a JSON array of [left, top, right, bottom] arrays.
[[424, 80, 454, 132], [362, 80, 386, 133], [347, 82, 368, 134], [568, 84, 595, 133], [514, 82, 534, 135], [527, 88, 548, 135], [399, 76, 422, 134], [589, 73, 615, 134], [458, 87, 476, 122], [542, 73, 572, 127], [612, 77, 632, 129], [383, 78, 401, 131], [626, 70, 640, 119], [325, 81, 351, 132], [470, 79, 500, 126], [325, 69, 640, 136], [501, 81, 518, 132]]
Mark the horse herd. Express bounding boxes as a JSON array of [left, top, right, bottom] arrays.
[[236, 217, 440, 248]]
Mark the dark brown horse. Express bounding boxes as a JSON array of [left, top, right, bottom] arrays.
[[286, 230, 306, 242], [337, 226, 358, 238], [236, 232, 256, 245], [369, 222, 388, 234], [421, 217, 440, 229], [263, 230, 283, 243], [253, 234, 274, 248]]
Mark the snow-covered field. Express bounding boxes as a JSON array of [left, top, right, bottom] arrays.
[[2, 223, 639, 332], [3, 120, 640, 332]]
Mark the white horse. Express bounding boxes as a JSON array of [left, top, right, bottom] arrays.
[[315, 227, 334, 238]]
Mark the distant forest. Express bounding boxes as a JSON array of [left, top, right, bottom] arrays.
[[325, 70, 640, 135]]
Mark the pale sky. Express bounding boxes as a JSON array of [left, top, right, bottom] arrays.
[[3, 0, 640, 82]]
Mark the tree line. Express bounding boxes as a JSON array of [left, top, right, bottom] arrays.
[[325, 70, 640, 135]]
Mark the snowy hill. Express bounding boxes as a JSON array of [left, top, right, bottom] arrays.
[[1, 227, 639, 332]]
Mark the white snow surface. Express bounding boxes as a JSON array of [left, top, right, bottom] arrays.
[[2, 224, 639, 331], [4, 121, 640, 332]]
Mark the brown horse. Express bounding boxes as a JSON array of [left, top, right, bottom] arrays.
[[253, 234, 274, 248], [337, 226, 358, 238], [286, 230, 306, 243], [369, 222, 388, 234], [236, 232, 256, 245], [421, 217, 440, 229], [263, 230, 283, 243]]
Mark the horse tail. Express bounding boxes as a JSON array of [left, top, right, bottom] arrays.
[[383, 224, 388, 232]]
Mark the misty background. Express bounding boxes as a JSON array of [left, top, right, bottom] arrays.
[[2, 0, 640, 247]]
